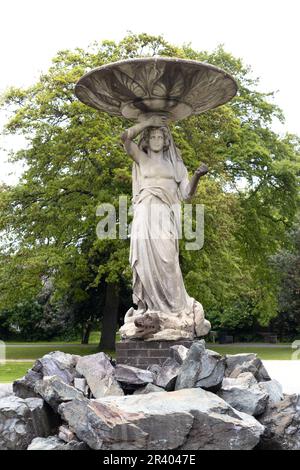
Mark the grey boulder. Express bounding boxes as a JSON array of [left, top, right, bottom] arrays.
[[155, 358, 180, 391], [133, 384, 164, 395], [115, 364, 154, 386], [0, 396, 54, 450], [218, 373, 269, 416], [59, 388, 264, 450], [13, 369, 43, 399], [225, 354, 271, 382], [175, 341, 225, 392], [34, 375, 84, 412], [258, 380, 283, 405], [258, 393, 300, 450], [76, 352, 123, 399], [14, 351, 80, 399], [196, 352, 225, 391], [33, 351, 80, 384], [225, 353, 257, 371], [175, 340, 206, 389], [58, 425, 78, 443], [74, 378, 89, 396], [28, 436, 89, 450], [170, 345, 189, 364], [147, 364, 162, 379]]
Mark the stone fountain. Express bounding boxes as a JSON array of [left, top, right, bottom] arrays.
[[76, 56, 237, 367]]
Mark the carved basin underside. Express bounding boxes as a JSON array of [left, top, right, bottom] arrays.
[[75, 57, 238, 121]]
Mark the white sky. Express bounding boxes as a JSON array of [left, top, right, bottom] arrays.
[[0, 0, 299, 185]]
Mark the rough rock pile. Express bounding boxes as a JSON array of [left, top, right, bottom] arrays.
[[0, 341, 299, 450]]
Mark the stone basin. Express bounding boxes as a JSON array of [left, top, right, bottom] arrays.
[[75, 56, 238, 121]]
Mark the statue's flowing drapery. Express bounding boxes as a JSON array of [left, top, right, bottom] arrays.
[[130, 136, 189, 315], [120, 129, 211, 340]]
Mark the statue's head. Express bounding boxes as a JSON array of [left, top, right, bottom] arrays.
[[140, 127, 170, 154]]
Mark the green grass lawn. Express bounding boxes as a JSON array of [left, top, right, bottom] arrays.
[[5, 344, 100, 360], [0, 345, 297, 383], [206, 345, 297, 360], [4, 343, 296, 361], [0, 362, 34, 383], [4, 330, 120, 345], [0, 333, 298, 383], [0, 344, 115, 382]]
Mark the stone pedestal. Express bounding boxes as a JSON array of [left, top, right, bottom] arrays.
[[116, 340, 193, 369]]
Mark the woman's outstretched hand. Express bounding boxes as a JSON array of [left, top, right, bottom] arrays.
[[195, 163, 209, 177]]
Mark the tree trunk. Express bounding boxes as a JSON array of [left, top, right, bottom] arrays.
[[99, 282, 120, 351], [81, 320, 92, 344]]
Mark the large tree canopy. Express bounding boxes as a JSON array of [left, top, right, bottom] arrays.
[[0, 33, 299, 344]]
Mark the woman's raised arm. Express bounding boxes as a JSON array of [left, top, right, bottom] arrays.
[[121, 115, 167, 163]]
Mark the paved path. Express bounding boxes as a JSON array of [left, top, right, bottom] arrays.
[[263, 360, 300, 394], [3, 359, 34, 363], [0, 383, 13, 398], [207, 343, 292, 349], [5, 344, 83, 348], [4, 342, 294, 348]]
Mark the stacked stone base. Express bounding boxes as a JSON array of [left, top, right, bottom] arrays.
[[116, 340, 194, 368], [2, 346, 298, 450]]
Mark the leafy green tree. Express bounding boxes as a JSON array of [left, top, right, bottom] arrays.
[[0, 33, 299, 346]]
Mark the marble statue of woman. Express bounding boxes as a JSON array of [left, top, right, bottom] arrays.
[[119, 115, 211, 341]]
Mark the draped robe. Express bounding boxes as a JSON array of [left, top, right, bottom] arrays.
[[120, 129, 211, 340]]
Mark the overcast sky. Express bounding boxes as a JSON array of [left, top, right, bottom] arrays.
[[1, 0, 299, 184]]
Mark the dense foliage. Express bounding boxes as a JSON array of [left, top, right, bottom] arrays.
[[270, 222, 300, 340]]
